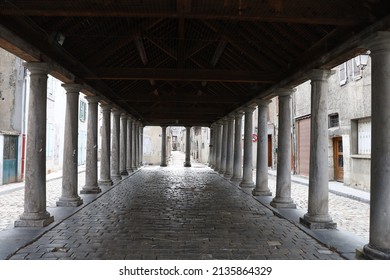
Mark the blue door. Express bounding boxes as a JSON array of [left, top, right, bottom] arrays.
[[3, 135, 18, 184]]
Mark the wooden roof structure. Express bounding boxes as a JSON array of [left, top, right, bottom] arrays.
[[1, 0, 390, 126]]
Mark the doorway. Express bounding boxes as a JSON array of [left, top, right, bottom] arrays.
[[333, 137, 344, 182], [3, 135, 18, 184]]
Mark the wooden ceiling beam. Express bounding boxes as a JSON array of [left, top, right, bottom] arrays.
[[116, 95, 240, 104], [0, 9, 367, 26], [85, 68, 277, 83], [145, 34, 177, 60]]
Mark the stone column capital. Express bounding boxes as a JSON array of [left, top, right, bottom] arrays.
[[185, 125, 192, 129], [243, 105, 256, 114], [256, 99, 271, 108], [363, 31, 390, 53], [221, 117, 228, 124], [61, 83, 83, 93], [85, 95, 100, 104], [100, 104, 112, 111], [274, 88, 296, 97], [227, 113, 235, 121], [23, 62, 50, 74], [120, 112, 128, 118], [234, 110, 244, 118], [161, 125, 168, 128], [307, 69, 335, 82], [112, 108, 121, 116]]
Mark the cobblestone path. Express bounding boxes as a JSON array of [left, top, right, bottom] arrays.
[[9, 166, 342, 260]]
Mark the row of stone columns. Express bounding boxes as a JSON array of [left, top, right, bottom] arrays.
[[210, 77, 338, 228], [15, 62, 144, 227]]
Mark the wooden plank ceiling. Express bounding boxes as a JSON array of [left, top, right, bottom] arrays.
[[0, 0, 389, 126]]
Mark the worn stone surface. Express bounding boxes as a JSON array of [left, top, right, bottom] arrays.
[[8, 161, 343, 260]]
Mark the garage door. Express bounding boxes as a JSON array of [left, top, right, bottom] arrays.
[[297, 118, 311, 176]]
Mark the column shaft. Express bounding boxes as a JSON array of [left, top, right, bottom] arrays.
[[111, 109, 121, 181], [231, 112, 243, 182], [126, 117, 133, 173], [214, 122, 222, 171], [15, 62, 54, 227], [81, 96, 101, 194], [98, 104, 113, 186], [57, 84, 84, 206], [139, 125, 143, 166], [363, 32, 390, 259], [301, 70, 336, 229], [220, 118, 228, 174], [161, 126, 167, 166], [119, 114, 128, 176], [253, 100, 272, 196], [224, 115, 235, 178], [239, 106, 256, 188], [132, 121, 138, 170], [209, 125, 215, 167], [184, 126, 192, 167], [270, 91, 296, 208]]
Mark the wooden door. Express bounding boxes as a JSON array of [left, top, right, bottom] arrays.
[[3, 135, 18, 184], [297, 118, 311, 176], [333, 137, 344, 182]]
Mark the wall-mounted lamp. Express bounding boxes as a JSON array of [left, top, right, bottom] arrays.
[[354, 51, 370, 70]]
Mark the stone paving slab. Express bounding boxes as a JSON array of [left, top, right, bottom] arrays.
[[8, 165, 343, 260]]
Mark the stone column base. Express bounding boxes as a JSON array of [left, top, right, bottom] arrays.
[[270, 199, 296, 209], [184, 162, 191, 167], [98, 179, 113, 187], [218, 170, 225, 174], [80, 186, 101, 194], [132, 167, 138, 171], [111, 175, 122, 182], [160, 164, 167, 167], [56, 196, 83, 207], [299, 217, 337, 229], [120, 170, 129, 176], [230, 177, 242, 183], [224, 173, 232, 179], [15, 212, 54, 227], [362, 244, 390, 260], [252, 189, 272, 196], [239, 181, 255, 188]]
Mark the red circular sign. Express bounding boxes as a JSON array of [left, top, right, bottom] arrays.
[[252, 134, 258, 142]]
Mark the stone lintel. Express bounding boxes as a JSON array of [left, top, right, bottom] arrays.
[[299, 218, 337, 230]]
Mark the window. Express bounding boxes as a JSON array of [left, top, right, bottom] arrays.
[[339, 62, 347, 85], [352, 58, 362, 81], [46, 123, 55, 158], [79, 100, 86, 122], [357, 118, 371, 155], [328, 113, 339, 128]]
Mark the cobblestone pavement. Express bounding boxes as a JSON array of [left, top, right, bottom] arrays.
[[9, 165, 342, 260], [0, 151, 369, 249], [266, 178, 370, 241]]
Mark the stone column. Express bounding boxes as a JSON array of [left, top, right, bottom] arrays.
[[209, 125, 215, 168], [184, 126, 192, 167], [239, 106, 256, 188], [98, 104, 113, 186], [161, 125, 168, 167], [57, 84, 84, 207], [213, 121, 222, 172], [111, 109, 121, 181], [126, 116, 133, 173], [300, 70, 336, 229], [15, 62, 54, 227], [139, 124, 143, 166], [231, 111, 243, 182], [81, 96, 101, 194], [132, 120, 138, 171], [253, 99, 272, 196], [270, 90, 296, 208], [119, 113, 128, 177], [224, 114, 235, 178], [219, 117, 228, 174], [363, 32, 390, 259]]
